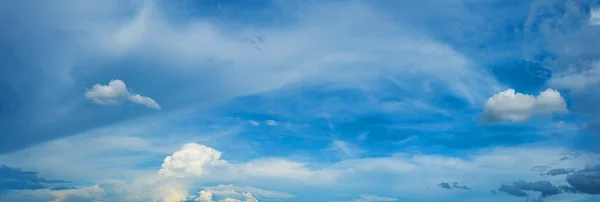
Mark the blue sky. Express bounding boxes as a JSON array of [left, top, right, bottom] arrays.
[[1, 0, 600, 201]]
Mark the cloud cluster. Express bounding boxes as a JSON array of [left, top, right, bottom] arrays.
[[481, 88, 567, 123], [85, 79, 160, 109], [496, 164, 600, 201], [497, 180, 562, 199]]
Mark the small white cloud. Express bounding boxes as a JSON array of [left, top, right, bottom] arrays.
[[85, 79, 161, 109], [85, 80, 130, 104], [480, 88, 567, 123], [247, 120, 260, 126], [159, 143, 225, 177], [265, 120, 277, 126]]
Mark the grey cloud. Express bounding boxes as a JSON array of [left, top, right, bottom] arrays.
[[0, 165, 67, 190], [543, 168, 574, 176], [437, 182, 471, 190], [498, 184, 528, 197], [497, 181, 561, 198], [559, 153, 582, 161], [565, 164, 600, 194]]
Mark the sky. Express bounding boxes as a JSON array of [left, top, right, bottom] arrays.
[[1, 0, 600, 201]]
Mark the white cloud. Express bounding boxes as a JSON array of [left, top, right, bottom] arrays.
[[85, 79, 161, 109], [196, 190, 213, 202], [265, 120, 277, 126], [128, 94, 161, 109], [2, 138, 599, 202], [159, 143, 226, 178], [85, 79, 130, 104], [481, 88, 568, 123]]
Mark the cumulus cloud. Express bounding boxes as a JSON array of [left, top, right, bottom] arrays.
[[196, 190, 213, 202], [85, 79, 160, 109], [159, 143, 225, 178], [438, 182, 471, 190], [84, 80, 130, 104], [480, 88, 567, 123]]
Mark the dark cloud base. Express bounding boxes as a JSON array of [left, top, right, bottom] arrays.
[[0, 165, 70, 191]]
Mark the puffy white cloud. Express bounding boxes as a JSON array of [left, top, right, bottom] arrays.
[[481, 88, 567, 123], [196, 190, 213, 202], [85, 79, 161, 109], [85, 79, 130, 104], [159, 143, 225, 178]]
